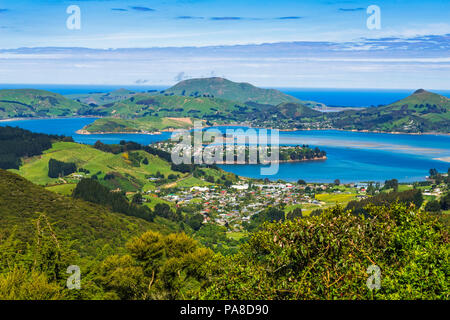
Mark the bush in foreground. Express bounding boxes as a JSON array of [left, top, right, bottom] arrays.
[[202, 203, 449, 300]]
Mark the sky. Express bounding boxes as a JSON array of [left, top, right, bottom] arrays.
[[0, 0, 449, 88]]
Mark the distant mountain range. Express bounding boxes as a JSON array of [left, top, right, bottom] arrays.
[[0, 79, 449, 133]]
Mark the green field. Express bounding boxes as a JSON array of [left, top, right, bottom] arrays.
[[83, 116, 195, 133], [11, 142, 177, 192]]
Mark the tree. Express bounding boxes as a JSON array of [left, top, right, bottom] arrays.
[[132, 193, 143, 205], [265, 207, 285, 222], [286, 207, 303, 220], [96, 231, 213, 300], [48, 158, 77, 178], [203, 203, 449, 300], [186, 214, 204, 231], [440, 192, 450, 210], [384, 179, 399, 191], [297, 179, 306, 185], [334, 179, 340, 186], [425, 200, 441, 213]]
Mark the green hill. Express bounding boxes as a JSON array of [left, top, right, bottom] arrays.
[[276, 102, 323, 118], [81, 116, 195, 134], [0, 169, 158, 257], [89, 93, 242, 120], [329, 89, 450, 133], [11, 141, 178, 192], [0, 89, 85, 119], [165, 77, 301, 105]]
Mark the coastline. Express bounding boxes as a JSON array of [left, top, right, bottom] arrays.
[[211, 156, 328, 165], [1, 116, 449, 137]]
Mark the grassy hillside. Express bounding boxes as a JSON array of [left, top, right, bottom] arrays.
[[11, 141, 226, 193], [329, 89, 450, 133], [89, 93, 243, 119], [81, 116, 194, 133], [165, 77, 301, 105], [276, 102, 323, 118], [0, 169, 161, 257], [11, 141, 177, 192], [0, 89, 85, 119]]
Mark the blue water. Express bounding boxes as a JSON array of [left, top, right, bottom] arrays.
[[0, 118, 172, 145], [1, 118, 449, 183]]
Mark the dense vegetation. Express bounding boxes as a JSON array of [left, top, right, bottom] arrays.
[[1, 175, 447, 300], [203, 203, 449, 299], [346, 189, 424, 215], [0, 126, 70, 170], [73, 178, 155, 222], [48, 158, 77, 178], [0, 170, 157, 257]]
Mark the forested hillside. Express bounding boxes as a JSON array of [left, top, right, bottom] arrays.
[[0, 126, 71, 170]]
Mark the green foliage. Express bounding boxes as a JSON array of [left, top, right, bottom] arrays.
[[0, 170, 157, 257], [203, 203, 449, 299], [96, 231, 214, 299], [244, 206, 286, 232], [346, 189, 423, 215], [425, 200, 442, 213], [0, 126, 69, 170], [286, 207, 303, 220], [48, 158, 77, 178], [186, 214, 204, 231], [73, 178, 155, 222], [0, 268, 65, 300]]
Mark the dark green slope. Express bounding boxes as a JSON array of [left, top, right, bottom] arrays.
[[165, 77, 301, 105], [276, 102, 323, 119], [0, 169, 163, 256], [0, 89, 86, 119]]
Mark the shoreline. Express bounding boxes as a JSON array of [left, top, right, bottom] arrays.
[[1, 116, 449, 137], [215, 156, 328, 165]]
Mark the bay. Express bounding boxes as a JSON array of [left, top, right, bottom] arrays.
[[1, 118, 449, 183]]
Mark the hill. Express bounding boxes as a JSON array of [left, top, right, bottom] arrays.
[[87, 93, 243, 120], [0, 89, 86, 119], [11, 141, 179, 193], [0, 169, 159, 257], [80, 116, 194, 134], [329, 89, 450, 133], [165, 77, 302, 105], [276, 102, 323, 118]]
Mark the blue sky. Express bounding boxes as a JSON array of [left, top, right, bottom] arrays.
[[0, 0, 449, 88]]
